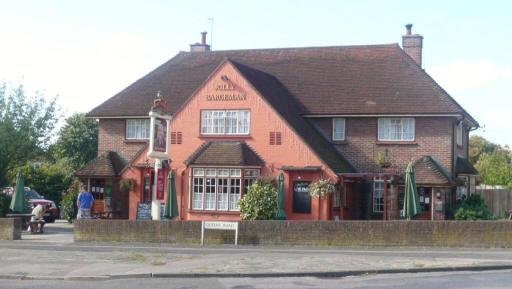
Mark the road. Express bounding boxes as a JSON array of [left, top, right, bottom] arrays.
[[0, 270, 511, 289]]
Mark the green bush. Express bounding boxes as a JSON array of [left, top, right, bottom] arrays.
[[0, 194, 11, 217], [454, 194, 496, 220], [61, 181, 79, 223], [238, 182, 277, 220]]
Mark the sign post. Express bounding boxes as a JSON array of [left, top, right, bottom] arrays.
[[201, 220, 239, 246], [147, 91, 172, 220]]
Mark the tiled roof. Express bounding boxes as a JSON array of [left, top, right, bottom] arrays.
[[230, 60, 356, 174], [455, 156, 478, 175], [413, 155, 453, 185], [86, 44, 476, 125], [75, 151, 127, 177], [184, 141, 265, 166]]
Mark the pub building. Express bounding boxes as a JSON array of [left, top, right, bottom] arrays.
[[79, 25, 478, 221]]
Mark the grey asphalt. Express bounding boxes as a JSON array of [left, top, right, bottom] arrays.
[[1, 220, 512, 281]]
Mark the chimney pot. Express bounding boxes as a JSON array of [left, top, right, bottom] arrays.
[[405, 23, 412, 35], [201, 31, 207, 45]]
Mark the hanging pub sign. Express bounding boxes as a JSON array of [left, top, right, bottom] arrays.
[[156, 169, 165, 200], [148, 91, 172, 160]]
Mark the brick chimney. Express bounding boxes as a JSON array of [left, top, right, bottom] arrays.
[[402, 24, 423, 67], [190, 31, 211, 52]]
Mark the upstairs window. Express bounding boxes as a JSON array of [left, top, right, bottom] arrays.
[[126, 119, 150, 139], [332, 118, 345, 141], [201, 110, 250, 135], [456, 122, 463, 146], [378, 118, 414, 141]]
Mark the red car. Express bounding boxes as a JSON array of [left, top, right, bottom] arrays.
[[1, 187, 59, 222]]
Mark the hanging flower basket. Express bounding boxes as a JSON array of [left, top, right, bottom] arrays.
[[308, 178, 336, 199]]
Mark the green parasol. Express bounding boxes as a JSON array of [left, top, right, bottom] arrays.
[[274, 172, 287, 220], [9, 170, 26, 213], [403, 163, 421, 219], [163, 171, 178, 219]]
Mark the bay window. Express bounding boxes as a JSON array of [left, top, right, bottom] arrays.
[[191, 168, 259, 211], [126, 119, 150, 139], [378, 118, 414, 141], [201, 110, 250, 135]]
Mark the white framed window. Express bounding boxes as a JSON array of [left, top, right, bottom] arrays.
[[201, 110, 250, 135], [378, 118, 414, 141], [373, 177, 384, 213], [126, 119, 150, 139], [191, 168, 259, 211], [456, 122, 463, 146], [332, 118, 345, 141]]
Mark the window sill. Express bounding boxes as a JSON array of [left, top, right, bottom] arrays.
[[125, 139, 149, 143], [188, 209, 240, 215], [199, 135, 252, 139], [331, 140, 348, 145], [456, 144, 463, 149], [376, 141, 417, 145]]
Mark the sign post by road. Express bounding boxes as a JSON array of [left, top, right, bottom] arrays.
[[201, 220, 239, 246]]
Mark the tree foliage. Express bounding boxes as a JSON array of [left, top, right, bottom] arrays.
[[474, 151, 512, 187], [61, 179, 80, 223], [0, 82, 58, 186], [238, 182, 277, 220], [54, 113, 98, 171], [470, 135, 512, 187]]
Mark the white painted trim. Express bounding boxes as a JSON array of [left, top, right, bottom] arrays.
[[303, 114, 462, 118], [332, 118, 345, 141]]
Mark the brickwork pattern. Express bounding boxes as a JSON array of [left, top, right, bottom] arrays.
[[0, 218, 21, 240], [312, 117, 454, 177], [98, 119, 146, 163], [75, 220, 512, 248]]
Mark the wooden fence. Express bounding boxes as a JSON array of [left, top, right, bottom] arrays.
[[475, 188, 512, 217]]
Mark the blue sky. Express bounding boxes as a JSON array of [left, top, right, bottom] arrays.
[[0, 0, 511, 145]]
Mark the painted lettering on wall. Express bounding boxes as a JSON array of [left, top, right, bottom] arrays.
[[206, 83, 246, 101]]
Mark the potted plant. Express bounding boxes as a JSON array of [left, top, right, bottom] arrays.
[[376, 150, 391, 168], [119, 178, 137, 193], [308, 178, 336, 199]]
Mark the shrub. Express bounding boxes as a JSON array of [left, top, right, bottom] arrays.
[[61, 180, 79, 223], [238, 182, 277, 220], [454, 194, 496, 220], [0, 194, 11, 217]]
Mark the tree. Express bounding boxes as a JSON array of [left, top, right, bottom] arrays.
[[474, 151, 512, 187], [54, 113, 98, 171], [469, 135, 509, 165], [0, 82, 59, 186]]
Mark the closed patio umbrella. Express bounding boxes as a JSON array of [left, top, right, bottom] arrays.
[[163, 171, 178, 219], [403, 163, 421, 219], [9, 170, 26, 213], [274, 172, 287, 220]]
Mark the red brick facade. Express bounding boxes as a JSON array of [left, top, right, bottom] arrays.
[[98, 119, 147, 163]]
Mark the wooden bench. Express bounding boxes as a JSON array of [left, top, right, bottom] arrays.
[[28, 220, 45, 234]]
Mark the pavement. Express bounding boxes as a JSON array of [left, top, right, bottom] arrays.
[[1, 220, 512, 281]]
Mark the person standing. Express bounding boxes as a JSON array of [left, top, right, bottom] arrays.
[[77, 184, 94, 219]]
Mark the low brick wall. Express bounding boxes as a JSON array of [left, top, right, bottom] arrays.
[[0, 218, 21, 240], [74, 220, 512, 248]]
